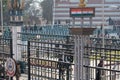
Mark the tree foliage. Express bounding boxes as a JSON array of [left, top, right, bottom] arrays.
[[41, 0, 53, 24], [0, 0, 9, 25], [24, 0, 42, 25]]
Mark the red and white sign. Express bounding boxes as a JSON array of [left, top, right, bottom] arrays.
[[71, 8, 82, 14], [5, 58, 16, 77], [70, 7, 95, 17]]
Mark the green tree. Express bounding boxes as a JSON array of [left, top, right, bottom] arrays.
[[41, 0, 53, 24], [24, 0, 42, 25], [0, 0, 8, 26], [3, 0, 8, 25]]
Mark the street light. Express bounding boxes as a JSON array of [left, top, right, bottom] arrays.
[[0, 0, 3, 34], [52, 0, 55, 25], [102, 0, 105, 57]]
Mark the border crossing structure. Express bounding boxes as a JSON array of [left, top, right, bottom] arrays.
[[0, 0, 120, 80], [69, 0, 96, 80], [5, 23, 120, 80]]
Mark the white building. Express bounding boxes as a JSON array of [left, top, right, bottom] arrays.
[[54, 0, 120, 26]]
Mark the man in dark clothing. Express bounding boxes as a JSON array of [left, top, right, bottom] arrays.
[[96, 59, 104, 80], [58, 58, 65, 80]]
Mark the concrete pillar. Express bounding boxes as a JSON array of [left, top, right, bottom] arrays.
[[12, 26, 21, 60], [70, 28, 95, 80]]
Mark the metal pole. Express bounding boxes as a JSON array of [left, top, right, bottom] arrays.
[[27, 41, 31, 80], [1, 0, 3, 34], [10, 39, 13, 58], [10, 38, 13, 80], [80, 35, 84, 80], [74, 36, 77, 80], [78, 36, 80, 80], [102, 0, 105, 80], [102, 0, 105, 49], [52, 0, 55, 25]]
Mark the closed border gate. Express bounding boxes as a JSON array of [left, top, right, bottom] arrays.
[[83, 37, 120, 80], [19, 25, 120, 80], [27, 35, 74, 80]]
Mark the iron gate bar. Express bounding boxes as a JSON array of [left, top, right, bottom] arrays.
[[84, 65, 120, 72], [27, 41, 30, 80], [84, 46, 120, 51]]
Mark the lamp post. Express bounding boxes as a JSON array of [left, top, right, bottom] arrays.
[[52, 0, 55, 25], [0, 0, 3, 34], [101, 1, 106, 79], [102, 0, 105, 50]]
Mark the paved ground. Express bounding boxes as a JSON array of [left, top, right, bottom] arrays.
[[13, 74, 28, 80]]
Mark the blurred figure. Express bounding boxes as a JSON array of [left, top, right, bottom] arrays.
[[96, 59, 105, 80], [58, 57, 65, 80]]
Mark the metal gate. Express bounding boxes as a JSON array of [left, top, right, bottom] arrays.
[[84, 37, 120, 80], [27, 34, 74, 80], [0, 37, 12, 79], [18, 25, 120, 80]]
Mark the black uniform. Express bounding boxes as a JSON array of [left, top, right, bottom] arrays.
[[96, 60, 104, 80]]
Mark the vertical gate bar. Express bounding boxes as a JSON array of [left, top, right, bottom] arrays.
[[2, 38, 5, 79], [27, 41, 30, 80], [78, 35, 80, 80], [50, 40, 52, 79], [10, 38, 13, 58], [95, 42, 97, 80], [40, 40, 42, 79], [10, 38, 13, 80], [38, 42, 40, 80], [48, 40, 50, 79], [34, 40, 36, 79], [81, 35, 84, 80], [55, 39, 57, 80], [74, 35, 77, 80], [110, 45, 112, 80]]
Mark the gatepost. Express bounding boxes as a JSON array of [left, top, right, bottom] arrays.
[[70, 28, 95, 80], [8, 0, 24, 60], [7, 0, 24, 80], [69, 0, 95, 79]]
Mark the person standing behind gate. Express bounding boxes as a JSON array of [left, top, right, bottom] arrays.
[[15, 61, 21, 80], [96, 59, 105, 80], [57, 57, 65, 80]]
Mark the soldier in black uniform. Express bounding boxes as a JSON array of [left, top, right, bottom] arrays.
[[15, 61, 21, 80], [96, 59, 104, 80], [58, 57, 65, 80]]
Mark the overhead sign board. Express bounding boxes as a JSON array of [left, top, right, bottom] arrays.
[[70, 7, 95, 17]]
